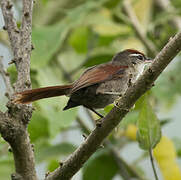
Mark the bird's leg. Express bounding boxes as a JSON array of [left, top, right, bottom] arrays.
[[86, 107, 104, 118]]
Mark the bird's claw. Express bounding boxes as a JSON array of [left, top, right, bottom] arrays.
[[114, 97, 129, 112]]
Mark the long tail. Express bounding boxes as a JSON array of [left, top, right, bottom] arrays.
[[13, 84, 73, 104]]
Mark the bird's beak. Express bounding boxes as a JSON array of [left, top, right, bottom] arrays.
[[145, 57, 153, 63]]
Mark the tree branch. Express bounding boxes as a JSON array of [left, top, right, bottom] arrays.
[[123, 0, 158, 56], [46, 31, 181, 180], [0, 0, 37, 179], [77, 117, 144, 180]]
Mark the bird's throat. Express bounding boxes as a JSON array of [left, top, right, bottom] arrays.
[[131, 63, 146, 83]]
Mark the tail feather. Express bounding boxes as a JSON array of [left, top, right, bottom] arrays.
[[13, 85, 73, 104]]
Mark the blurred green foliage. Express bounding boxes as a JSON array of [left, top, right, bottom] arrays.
[[83, 150, 119, 180], [137, 93, 161, 150], [0, 0, 181, 179]]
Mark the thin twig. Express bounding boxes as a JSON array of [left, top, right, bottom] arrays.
[[45, 31, 181, 180], [123, 0, 158, 56], [149, 149, 159, 180], [0, 56, 14, 97]]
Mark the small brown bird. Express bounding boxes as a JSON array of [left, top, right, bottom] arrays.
[[14, 49, 152, 117]]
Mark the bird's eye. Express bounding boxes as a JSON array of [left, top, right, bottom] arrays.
[[137, 55, 144, 60]]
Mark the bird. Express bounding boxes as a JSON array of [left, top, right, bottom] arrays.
[[13, 49, 152, 118]]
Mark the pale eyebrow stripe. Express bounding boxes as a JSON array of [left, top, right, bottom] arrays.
[[129, 53, 142, 57]]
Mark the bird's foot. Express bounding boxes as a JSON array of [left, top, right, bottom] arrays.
[[114, 97, 129, 112]]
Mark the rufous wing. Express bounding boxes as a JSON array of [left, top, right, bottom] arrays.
[[71, 64, 128, 93]]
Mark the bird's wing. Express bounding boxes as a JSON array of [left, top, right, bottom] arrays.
[[71, 64, 128, 93]]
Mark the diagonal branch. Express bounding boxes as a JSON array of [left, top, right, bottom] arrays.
[[45, 31, 181, 180], [77, 117, 144, 180]]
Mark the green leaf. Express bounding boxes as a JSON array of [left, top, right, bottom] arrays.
[[28, 112, 49, 142], [7, 65, 17, 85], [86, 9, 131, 36], [97, 104, 113, 117], [152, 57, 181, 108], [104, 105, 139, 129], [35, 67, 77, 138], [31, 23, 69, 69], [172, 137, 181, 157], [84, 53, 113, 67], [83, 150, 118, 180], [0, 158, 14, 179], [0, 142, 14, 179], [36, 92, 77, 138], [137, 94, 161, 150], [36, 142, 76, 162], [47, 159, 59, 172], [30, 69, 39, 88], [7, 65, 39, 88], [68, 26, 90, 53], [104, 104, 114, 114], [0, 97, 7, 112], [98, 35, 116, 46], [120, 111, 139, 129], [41, 0, 48, 4], [133, 0, 152, 27], [37, 98, 77, 138], [104, 0, 120, 8], [57, 50, 85, 72], [134, 91, 152, 111]]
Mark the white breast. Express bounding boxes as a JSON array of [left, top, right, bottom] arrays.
[[131, 63, 146, 83], [136, 63, 146, 78]]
